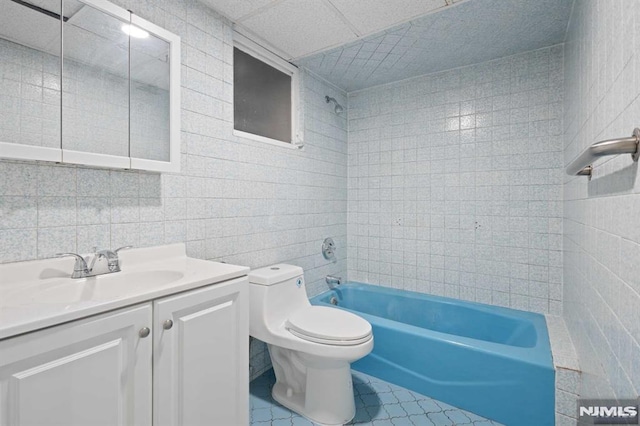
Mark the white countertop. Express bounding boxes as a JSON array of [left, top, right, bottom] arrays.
[[0, 244, 250, 340]]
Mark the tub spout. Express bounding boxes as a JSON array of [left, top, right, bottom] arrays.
[[326, 275, 342, 287]]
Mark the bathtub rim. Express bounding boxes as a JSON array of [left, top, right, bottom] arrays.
[[310, 282, 554, 370]]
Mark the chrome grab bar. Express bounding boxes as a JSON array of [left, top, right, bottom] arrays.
[[566, 128, 640, 178]]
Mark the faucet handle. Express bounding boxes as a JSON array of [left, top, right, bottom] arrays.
[[114, 246, 133, 254], [105, 246, 133, 273], [55, 253, 90, 278], [56, 252, 85, 263]]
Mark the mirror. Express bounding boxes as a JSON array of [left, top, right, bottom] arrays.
[[0, 0, 61, 155], [0, 0, 180, 172], [130, 29, 171, 162], [62, 0, 129, 161]]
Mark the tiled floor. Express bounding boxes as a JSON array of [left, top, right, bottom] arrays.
[[250, 369, 504, 426]]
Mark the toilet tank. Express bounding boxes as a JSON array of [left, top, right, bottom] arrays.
[[248, 264, 311, 339]]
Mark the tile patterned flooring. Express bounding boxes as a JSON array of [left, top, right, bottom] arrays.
[[250, 369, 504, 426]]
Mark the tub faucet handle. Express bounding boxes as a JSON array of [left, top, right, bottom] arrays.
[[326, 275, 342, 287]]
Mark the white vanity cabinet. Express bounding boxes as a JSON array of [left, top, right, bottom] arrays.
[[0, 277, 249, 426]]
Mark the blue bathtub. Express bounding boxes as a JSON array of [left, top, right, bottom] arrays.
[[310, 283, 554, 426]]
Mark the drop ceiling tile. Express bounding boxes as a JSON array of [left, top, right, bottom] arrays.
[[328, 0, 447, 34], [297, 0, 574, 92], [239, 0, 358, 59], [198, 0, 277, 21]]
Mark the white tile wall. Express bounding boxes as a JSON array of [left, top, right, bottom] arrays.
[[0, 38, 60, 149], [62, 58, 130, 157], [546, 315, 581, 425], [563, 0, 640, 400], [347, 45, 565, 314], [0, 0, 347, 380]]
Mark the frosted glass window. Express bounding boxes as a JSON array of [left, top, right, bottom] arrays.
[[233, 47, 292, 143]]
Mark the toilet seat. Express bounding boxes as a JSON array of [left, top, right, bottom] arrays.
[[285, 306, 372, 346]]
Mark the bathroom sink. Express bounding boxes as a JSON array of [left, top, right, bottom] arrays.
[[0, 243, 251, 340], [5, 270, 184, 306]]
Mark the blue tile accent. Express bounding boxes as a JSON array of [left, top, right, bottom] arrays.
[[427, 412, 454, 426], [272, 406, 292, 420], [444, 410, 472, 425], [393, 390, 416, 403], [378, 392, 400, 405], [253, 408, 273, 423], [250, 370, 503, 426], [400, 401, 424, 416]]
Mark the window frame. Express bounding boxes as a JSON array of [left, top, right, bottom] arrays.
[[232, 32, 301, 149]]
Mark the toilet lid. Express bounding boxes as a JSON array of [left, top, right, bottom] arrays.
[[285, 306, 372, 345]]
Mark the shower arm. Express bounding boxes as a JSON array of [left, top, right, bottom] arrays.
[[325, 96, 344, 114]]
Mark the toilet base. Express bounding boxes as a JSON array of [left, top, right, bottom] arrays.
[[268, 345, 356, 425]]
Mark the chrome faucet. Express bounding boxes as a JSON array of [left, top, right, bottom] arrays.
[[57, 246, 132, 279], [56, 253, 91, 279], [91, 246, 132, 273], [326, 275, 342, 287]]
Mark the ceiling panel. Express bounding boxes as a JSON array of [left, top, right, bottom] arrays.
[[297, 0, 574, 92], [198, 0, 463, 60], [197, 0, 278, 21], [327, 0, 447, 35], [195, 0, 573, 90], [240, 0, 358, 60]]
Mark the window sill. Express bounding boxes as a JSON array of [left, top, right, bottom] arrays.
[[233, 129, 303, 150]]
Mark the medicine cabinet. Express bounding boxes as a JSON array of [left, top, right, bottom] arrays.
[[0, 0, 180, 172]]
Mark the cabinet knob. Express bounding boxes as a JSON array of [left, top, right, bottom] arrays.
[[139, 327, 151, 338], [163, 319, 173, 330]]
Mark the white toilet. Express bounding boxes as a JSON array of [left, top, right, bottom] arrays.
[[249, 264, 373, 425]]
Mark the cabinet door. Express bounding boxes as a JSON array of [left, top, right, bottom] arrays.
[[61, 0, 131, 169], [0, 304, 152, 426], [153, 277, 249, 426], [128, 14, 181, 173]]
